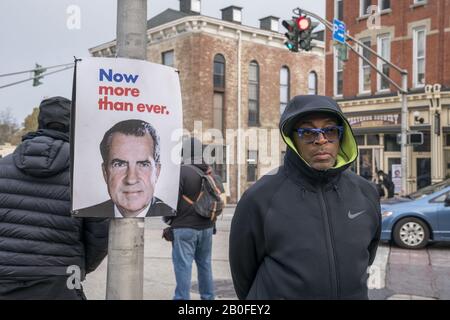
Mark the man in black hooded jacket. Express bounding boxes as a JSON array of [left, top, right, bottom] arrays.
[[0, 96, 109, 299], [229, 95, 381, 300]]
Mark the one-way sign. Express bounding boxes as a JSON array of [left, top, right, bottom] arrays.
[[333, 18, 346, 44]]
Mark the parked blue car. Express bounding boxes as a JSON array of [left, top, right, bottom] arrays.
[[381, 179, 450, 249]]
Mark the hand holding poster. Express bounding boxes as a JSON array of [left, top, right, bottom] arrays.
[[71, 57, 182, 218]]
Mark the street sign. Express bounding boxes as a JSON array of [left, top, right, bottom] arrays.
[[333, 18, 346, 44]]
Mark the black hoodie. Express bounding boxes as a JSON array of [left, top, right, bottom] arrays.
[[0, 131, 108, 298], [229, 95, 381, 300]]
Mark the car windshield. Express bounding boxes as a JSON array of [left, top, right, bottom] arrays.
[[407, 179, 450, 200]]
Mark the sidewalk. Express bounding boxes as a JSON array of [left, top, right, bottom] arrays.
[[82, 205, 440, 300], [83, 206, 236, 300]]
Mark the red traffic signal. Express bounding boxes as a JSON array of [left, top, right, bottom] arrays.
[[296, 16, 311, 31]]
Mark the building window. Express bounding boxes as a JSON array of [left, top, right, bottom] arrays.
[[380, 0, 390, 10], [377, 34, 390, 91], [334, 47, 343, 96], [359, 38, 371, 93], [162, 50, 174, 67], [360, 0, 372, 16], [280, 67, 290, 115], [213, 93, 224, 132], [247, 150, 258, 182], [335, 0, 344, 20], [209, 145, 227, 183], [213, 54, 225, 90], [248, 61, 260, 126], [355, 135, 365, 145], [213, 54, 225, 132], [413, 27, 426, 88], [384, 134, 401, 152], [367, 134, 380, 145], [308, 71, 318, 95]]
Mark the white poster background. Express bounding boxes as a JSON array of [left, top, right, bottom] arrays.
[[72, 57, 182, 213], [392, 164, 402, 194]]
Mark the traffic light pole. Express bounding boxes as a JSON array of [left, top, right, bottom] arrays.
[[106, 0, 147, 300], [293, 7, 410, 195]]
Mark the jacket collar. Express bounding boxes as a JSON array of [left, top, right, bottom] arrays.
[[284, 148, 343, 191]]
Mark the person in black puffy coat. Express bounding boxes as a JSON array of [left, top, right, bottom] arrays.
[[0, 96, 109, 300]]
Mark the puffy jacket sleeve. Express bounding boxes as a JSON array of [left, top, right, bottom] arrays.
[[229, 191, 265, 300], [82, 217, 110, 274]]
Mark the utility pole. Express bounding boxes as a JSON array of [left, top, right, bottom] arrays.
[[106, 0, 147, 300], [291, 7, 410, 195]]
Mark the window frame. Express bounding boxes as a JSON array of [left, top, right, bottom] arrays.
[[379, 0, 391, 11], [213, 54, 226, 91], [334, 46, 344, 97], [359, 38, 372, 94], [162, 50, 174, 67], [360, 0, 372, 17], [308, 71, 318, 95], [413, 27, 426, 88], [377, 34, 391, 92], [247, 150, 258, 182], [248, 61, 260, 127], [280, 66, 290, 115], [335, 0, 344, 20]]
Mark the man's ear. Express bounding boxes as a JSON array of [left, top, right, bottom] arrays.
[[102, 163, 108, 183]]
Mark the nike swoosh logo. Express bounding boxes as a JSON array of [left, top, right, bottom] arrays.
[[348, 210, 366, 219]]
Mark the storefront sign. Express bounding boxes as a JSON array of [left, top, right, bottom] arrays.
[[348, 114, 400, 128]]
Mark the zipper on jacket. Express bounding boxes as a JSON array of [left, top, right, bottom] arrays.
[[317, 187, 340, 299]]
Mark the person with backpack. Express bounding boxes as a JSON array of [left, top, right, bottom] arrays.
[[164, 137, 223, 300]]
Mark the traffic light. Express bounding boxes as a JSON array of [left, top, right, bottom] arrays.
[[297, 16, 319, 51], [32, 63, 46, 87], [282, 18, 299, 52]]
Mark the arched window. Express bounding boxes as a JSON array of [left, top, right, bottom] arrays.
[[280, 66, 290, 114], [213, 54, 225, 89], [213, 54, 225, 132], [248, 61, 260, 126], [308, 71, 318, 95]]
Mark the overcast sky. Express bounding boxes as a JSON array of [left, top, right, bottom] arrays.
[[0, 0, 324, 124]]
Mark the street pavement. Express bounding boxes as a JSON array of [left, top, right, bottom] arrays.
[[83, 206, 450, 300]]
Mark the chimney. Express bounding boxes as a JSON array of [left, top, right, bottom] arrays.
[[221, 6, 243, 24], [180, 0, 201, 14], [259, 16, 279, 32]]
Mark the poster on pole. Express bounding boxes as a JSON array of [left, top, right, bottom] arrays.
[[71, 57, 182, 218], [392, 164, 402, 194]]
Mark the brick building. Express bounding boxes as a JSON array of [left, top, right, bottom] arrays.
[[326, 0, 450, 193], [90, 0, 325, 203]]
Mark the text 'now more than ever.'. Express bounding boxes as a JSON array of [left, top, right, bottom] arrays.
[[97, 68, 170, 115]]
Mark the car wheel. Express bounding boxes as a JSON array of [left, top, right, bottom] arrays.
[[393, 217, 430, 249]]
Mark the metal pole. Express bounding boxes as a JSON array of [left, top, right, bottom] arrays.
[[237, 30, 242, 201], [106, 0, 147, 300], [401, 74, 409, 196]]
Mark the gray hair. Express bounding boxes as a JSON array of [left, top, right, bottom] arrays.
[[100, 119, 160, 164]]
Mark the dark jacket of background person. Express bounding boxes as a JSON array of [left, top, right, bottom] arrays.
[[0, 97, 109, 300], [229, 95, 381, 300]]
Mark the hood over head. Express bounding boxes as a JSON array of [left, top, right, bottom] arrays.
[[38, 96, 71, 133], [279, 95, 358, 174], [13, 131, 70, 178]]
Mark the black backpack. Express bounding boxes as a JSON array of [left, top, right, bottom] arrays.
[[182, 165, 224, 221]]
